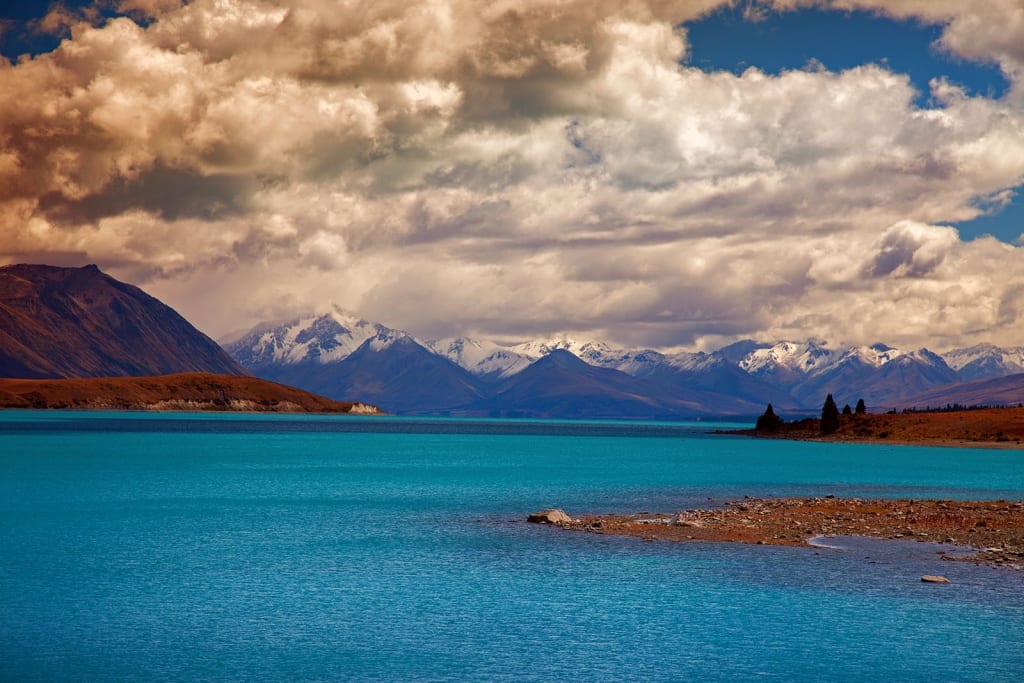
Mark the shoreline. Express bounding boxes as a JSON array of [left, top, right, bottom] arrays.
[[533, 497, 1024, 569], [726, 429, 1024, 450]]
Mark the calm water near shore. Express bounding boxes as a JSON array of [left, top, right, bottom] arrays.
[[2, 412, 1023, 681]]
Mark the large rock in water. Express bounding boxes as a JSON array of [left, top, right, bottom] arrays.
[[921, 575, 951, 584], [527, 509, 573, 525]]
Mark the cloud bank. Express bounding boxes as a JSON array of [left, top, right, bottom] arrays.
[[2, 0, 1024, 349]]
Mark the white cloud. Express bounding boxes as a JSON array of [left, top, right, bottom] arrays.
[[2, 0, 1024, 350]]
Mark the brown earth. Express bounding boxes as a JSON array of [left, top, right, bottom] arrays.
[[545, 497, 1024, 569], [744, 407, 1024, 448], [0, 373, 381, 414]]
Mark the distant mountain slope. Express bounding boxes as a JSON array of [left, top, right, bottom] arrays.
[[248, 336, 486, 414], [472, 349, 708, 419], [902, 374, 1024, 409], [0, 264, 244, 378], [789, 346, 958, 409], [640, 354, 806, 413], [0, 373, 380, 413]]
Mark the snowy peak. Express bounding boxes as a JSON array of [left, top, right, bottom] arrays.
[[510, 338, 666, 376], [738, 340, 835, 376], [836, 344, 937, 369], [737, 341, 949, 377], [662, 351, 722, 372], [224, 307, 408, 367], [427, 337, 532, 379], [940, 344, 1024, 381]]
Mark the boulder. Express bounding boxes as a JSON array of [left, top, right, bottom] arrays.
[[921, 575, 951, 584], [528, 509, 573, 525]]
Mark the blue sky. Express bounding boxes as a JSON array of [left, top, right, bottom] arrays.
[[688, 5, 1009, 101], [1, 1, 1023, 349]]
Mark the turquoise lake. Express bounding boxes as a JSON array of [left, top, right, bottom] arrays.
[[2, 412, 1023, 681]]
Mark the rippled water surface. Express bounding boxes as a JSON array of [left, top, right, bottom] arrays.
[[2, 413, 1022, 681]]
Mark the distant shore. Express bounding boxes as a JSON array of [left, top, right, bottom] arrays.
[[731, 407, 1024, 449], [0, 373, 381, 414], [535, 497, 1024, 569]]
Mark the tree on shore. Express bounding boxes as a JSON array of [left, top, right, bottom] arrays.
[[755, 403, 783, 431], [821, 394, 840, 435], [842, 404, 852, 416], [855, 398, 866, 415]]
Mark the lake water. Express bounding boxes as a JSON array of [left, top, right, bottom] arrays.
[[2, 412, 1023, 681]]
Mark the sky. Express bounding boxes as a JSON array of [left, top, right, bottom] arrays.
[[2, 0, 1024, 351]]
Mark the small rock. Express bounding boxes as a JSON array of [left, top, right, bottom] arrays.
[[921, 575, 951, 584], [527, 509, 573, 525]]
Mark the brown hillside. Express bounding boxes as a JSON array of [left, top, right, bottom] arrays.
[[0, 373, 381, 414], [0, 263, 244, 378], [903, 373, 1024, 409]]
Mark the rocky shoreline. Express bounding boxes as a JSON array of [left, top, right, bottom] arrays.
[[529, 497, 1024, 570]]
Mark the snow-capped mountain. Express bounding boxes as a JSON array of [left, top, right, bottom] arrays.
[[940, 344, 1024, 381], [510, 338, 668, 376], [739, 340, 836, 378], [787, 344, 957, 409], [225, 307, 412, 369], [426, 337, 532, 379]]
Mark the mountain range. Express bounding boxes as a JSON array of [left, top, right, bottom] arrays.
[[3, 264, 1020, 419], [223, 308, 1024, 417]]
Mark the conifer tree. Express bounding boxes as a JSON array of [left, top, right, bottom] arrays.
[[842, 404, 852, 416], [821, 393, 840, 435], [755, 403, 783, 431], [855, 398, 866, 415]]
